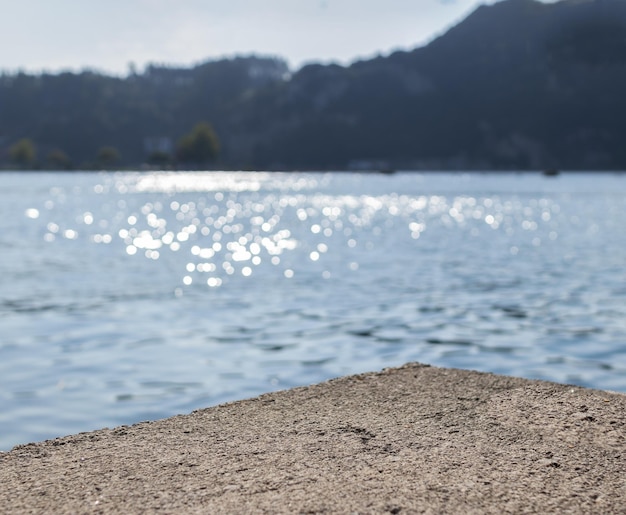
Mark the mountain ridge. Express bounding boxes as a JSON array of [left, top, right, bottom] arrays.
[[1, 0, 625, 170]]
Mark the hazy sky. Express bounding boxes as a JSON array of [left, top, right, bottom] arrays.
[[1, 0, 524, 75]]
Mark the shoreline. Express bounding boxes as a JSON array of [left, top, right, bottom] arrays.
[[1, 362, 625, 513], [2, 168, 625, 174]]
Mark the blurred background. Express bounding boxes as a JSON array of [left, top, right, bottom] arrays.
[[1, 0, 624, 171], [1, 0, 625, 450]]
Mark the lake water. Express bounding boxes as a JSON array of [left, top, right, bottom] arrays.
[[1, 171, 625, 450]]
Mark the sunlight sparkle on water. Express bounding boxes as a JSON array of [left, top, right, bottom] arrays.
[[37, 172, 567, 294], [6, 171, 626, 453]]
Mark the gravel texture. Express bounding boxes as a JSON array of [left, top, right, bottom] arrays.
[[1, 363, 625, 514]]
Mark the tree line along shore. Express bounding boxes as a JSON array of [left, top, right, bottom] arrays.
[[2, 0, 626, 172]]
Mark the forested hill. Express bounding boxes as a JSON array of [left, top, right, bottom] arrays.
[[2, 0, 626, 171]]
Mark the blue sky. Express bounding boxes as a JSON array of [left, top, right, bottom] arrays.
[[0, 0, 543, 75]]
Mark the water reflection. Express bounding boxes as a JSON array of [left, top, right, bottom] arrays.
[[2, 171, 625, 450], [100, 175, 556, 292]]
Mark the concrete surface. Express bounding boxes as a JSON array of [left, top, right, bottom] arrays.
[[1, 363, 625, 514]]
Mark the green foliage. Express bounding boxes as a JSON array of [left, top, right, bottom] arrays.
[[46, 149, 71, 170], [96, 146, 121, 167], [176, 122, 220, 166], [0, 57, 287, 167], [9, 138, 37, 168]]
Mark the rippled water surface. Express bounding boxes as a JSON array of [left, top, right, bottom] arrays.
[[1, 171, 625, 450]]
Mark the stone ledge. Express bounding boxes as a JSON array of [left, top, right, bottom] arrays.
[[1, 363, 625, 513]]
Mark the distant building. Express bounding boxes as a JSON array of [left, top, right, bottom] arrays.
[[143, 137, 173, 156]]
